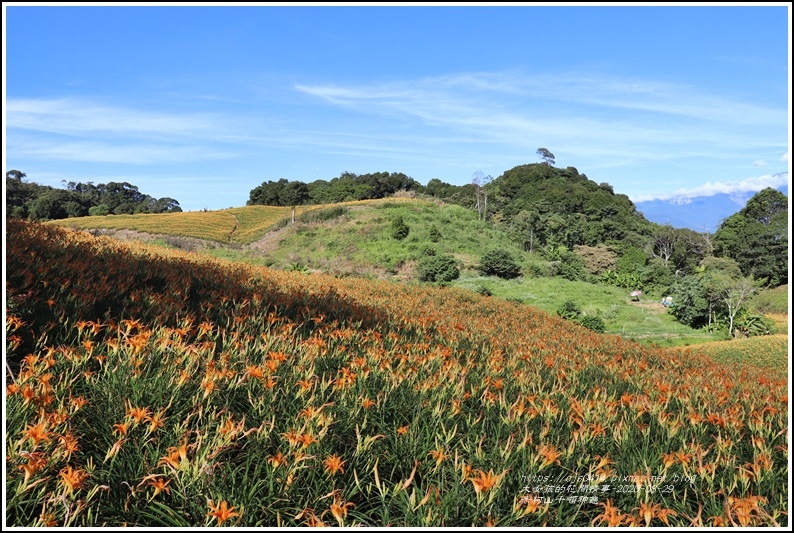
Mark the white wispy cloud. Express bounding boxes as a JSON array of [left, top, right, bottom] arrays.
[[6, 98, 221, 139], [631, 172, 789, 203], [6, 70, 787, 193], [294, 70, 786, 167], [10, 138, 236, 165]]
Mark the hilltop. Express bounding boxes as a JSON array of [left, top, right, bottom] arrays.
[[49, 197, 523, 277]]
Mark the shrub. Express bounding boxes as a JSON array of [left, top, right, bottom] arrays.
[[579, 315, 606, 333], [417, 255, 460, 283], [478, 249, 521, 279], [475, 285, 493, 297], [556, 300, 582, 321], [419, 245, 436, 257], [428, 225, 442, 242], [391, 216, 410, 240], [557, 252, 590, 282], [88, 204, 110, 216], [733, 311, 774, 338]]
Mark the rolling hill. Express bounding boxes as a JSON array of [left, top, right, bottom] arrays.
[[6, 218, 788, 527]]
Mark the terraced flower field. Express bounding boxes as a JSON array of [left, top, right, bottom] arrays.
[[5, 219, 788, 527]]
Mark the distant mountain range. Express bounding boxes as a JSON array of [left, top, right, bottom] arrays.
[[634, 180, 789, 234]]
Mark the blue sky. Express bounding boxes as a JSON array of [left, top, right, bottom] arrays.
[[3, 3, 791, 212]]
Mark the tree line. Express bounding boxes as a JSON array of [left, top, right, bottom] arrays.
[[5, 170, 182, 220]]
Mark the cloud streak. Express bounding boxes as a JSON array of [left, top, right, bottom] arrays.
[[294, 70, 786, 169], [7, 98, 222, 139], [630, 172, 789, 203], [6, 70, 788, 201]]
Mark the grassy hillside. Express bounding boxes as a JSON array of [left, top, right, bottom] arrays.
[[50, 198, 528, 277], [450, 275, 720, 347], [47, 199, 787, 349], [47, 198, 421, 246], [5, 219, 788, 527], [242, 199, 525, 277], [747, 285, 789, 334]]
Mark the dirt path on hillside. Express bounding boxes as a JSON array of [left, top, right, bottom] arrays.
[[629, 300, 668, 314], [247, 224, 294, 254], [228, 214, 239, 244]]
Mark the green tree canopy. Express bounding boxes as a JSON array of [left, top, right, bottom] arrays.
[[714, 188, 788, 286]]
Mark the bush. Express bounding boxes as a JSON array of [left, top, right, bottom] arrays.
[[733, 311, 774, 338], [478, 249, 521, 279], [88, 204, 110, 217], [557, 251, 590, 282], [428, 225, 442, 242], [578, 315, 606, 333], [419, 245, 436, 257], [475, 285, 493, 297], [556, 300, 582, 321], [391, 216, 410, 240], [668, 276, 709, 328], [417, 255, 460, 283]]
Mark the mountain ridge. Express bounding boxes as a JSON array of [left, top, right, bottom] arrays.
[[635, 181, 789, 233]]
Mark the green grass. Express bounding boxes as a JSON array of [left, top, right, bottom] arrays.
[[748, 284, 789, 315], [243, 200, 526, 276], [450, 274, 721, 348]]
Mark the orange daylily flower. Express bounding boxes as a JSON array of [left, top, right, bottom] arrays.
[[113, 422, 130, 436], [280, 429, 301, 447], [360, 397, 376, 410], [638, 502, 660, 526], [297, 432, 318, 449], [323, 454, 346, 475], [126, 404, 151, 424], [245, 365, 265, 380], [428, 447, 449, 468], [516, 494, 545, 516], [145, 411, 166, 434], [589, 422, 607, 438], [58, 465, 87, 495], [159, 440, 190, 470], [592, 499, 625, 527], [207, 499, 240, 525], [268, 450, 288, 468], [466, 468, 507, 495], [148, 476, 171, 497], [327, 495, 355, 527], [22, 421, 51, 447], [537, 444, 562, 467], [69, 395, 88, 412], [58, 433, 80, 459], [655, 507, 678, 526], [18, 451, 47, 485]]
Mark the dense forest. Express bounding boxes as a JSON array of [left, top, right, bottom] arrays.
[[5, 170, 182, 219]]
